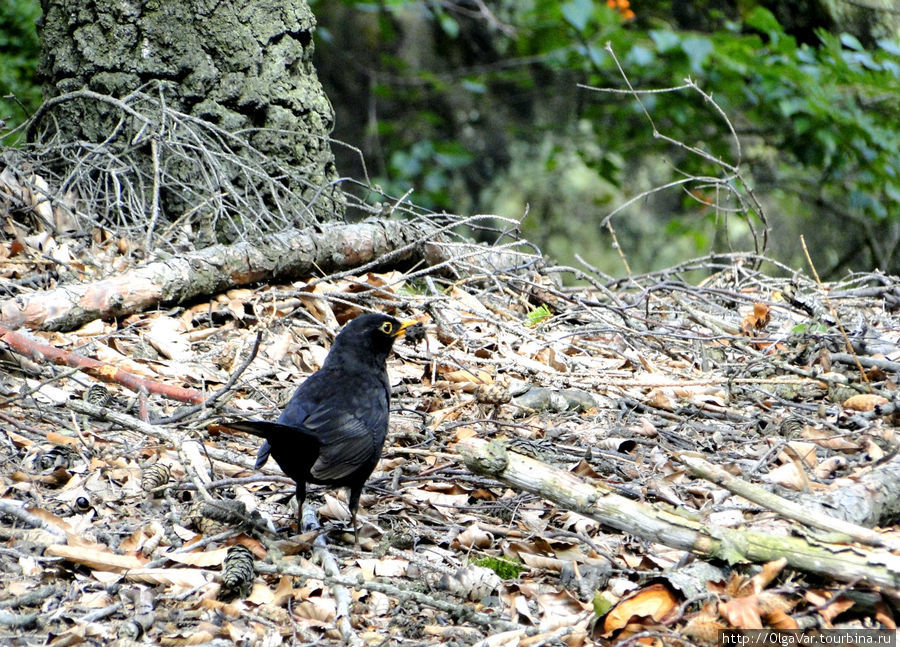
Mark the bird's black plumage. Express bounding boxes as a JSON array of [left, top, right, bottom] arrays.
[[225, 313, 414, 532]]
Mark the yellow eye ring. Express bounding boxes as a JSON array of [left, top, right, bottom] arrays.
[[380, 321, 394, 334]]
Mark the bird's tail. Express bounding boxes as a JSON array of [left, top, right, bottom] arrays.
[[223, 421, 320, 470]]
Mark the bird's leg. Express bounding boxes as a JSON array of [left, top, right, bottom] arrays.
[[295, 481, 307, 532], [348, 487, 362, 546]]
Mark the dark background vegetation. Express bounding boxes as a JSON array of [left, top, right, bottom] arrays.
[[2, 0, 899, 277]]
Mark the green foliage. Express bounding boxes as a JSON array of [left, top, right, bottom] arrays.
[[313, 0, 900, 273], [0, 0, 41, 133], [471, 555, 524, 580], [382, 139, 473, 210], [525, 304, 552, 328]]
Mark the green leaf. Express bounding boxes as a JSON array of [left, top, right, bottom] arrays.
[[437, 12, 459, 38], [681, 37, 713, 74], [526, 305, 552, 328], [562, 0, 593, 33], [593, 592, 613, 617], [626, 44, 655, 67], [649, 29, 681, 53], [839, 33, 864, 51], [744, 6, 781, 35], [877, 38, 900, 57], [462, 79, 486, 93]]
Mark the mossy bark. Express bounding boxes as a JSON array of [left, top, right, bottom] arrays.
[[36, 0, 344, 227]]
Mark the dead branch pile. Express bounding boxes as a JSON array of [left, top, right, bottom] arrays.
[[0, 86, 459, 255]]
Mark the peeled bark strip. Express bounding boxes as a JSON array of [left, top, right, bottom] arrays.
[[456, 437, 900, 589], [0, 324, 204, 403], [1, 220, 437, 332]]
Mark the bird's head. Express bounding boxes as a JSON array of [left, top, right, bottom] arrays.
[[325, 313, 417, 368]]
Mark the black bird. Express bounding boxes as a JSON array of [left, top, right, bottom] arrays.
[[225, 313, 415, 535]]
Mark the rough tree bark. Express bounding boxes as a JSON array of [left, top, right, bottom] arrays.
[[35, 0, 344, 226]]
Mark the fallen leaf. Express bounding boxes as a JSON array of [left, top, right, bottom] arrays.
[[842, 393, 889, 411], [602, 583, 679, 634]]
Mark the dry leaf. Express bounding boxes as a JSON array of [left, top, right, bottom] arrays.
[[46, 544, 145, 571], [805, 590, 854, 625], [602, 583, 679, 634], [778, 441, 818, 468], [765, 462, 810, 491], [124, 567, 211, 587], [356, 558, 410, 578], [452, 524, 494, 549], [842, 393, 889, 411], [719, 595, 763, 629], [438, 564, 502, 601], [166, 547, 229, 567], [144, 316, 192, 361]]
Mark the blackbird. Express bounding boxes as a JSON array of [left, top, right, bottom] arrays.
[[225, 313, 415, 533]]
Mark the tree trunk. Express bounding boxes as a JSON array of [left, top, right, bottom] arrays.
[[35, 0, 344, 241]]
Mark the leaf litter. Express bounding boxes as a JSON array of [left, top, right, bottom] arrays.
[[0, 223, 899, 645]]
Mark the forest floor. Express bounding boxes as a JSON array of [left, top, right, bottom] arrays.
[[1, 220, 899, 647]]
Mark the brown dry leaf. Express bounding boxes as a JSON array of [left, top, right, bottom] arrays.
[[161, 629, 217, 645], [73, 318, 113, 337], [518, 552, 565, 571], [46, 431, 80, 447], [124, 567, 211, 587], [166, 547, 228, 567], [571, 459, 602, 479], [842, 393, 889, 411], [93, 344, 159, 378], [319, 493, 351, 522], [246, 581, 278, 605], [740, 302, 771, 334], [800, 427, 859, 452], [454, 427, 478, 442], [144, 315, 193, 361], [46, 544, 146, 572], [778, 441, 818, 468], [682, 615, 726, 644], [293, 597, 337, 623], [532, 346, 568, 372], [874, 600, 897, 630], [452, 524, 494, 549], [264, 330, 294, 363], [815, 456, 847, 479], [602, 583, 679, 634], [805, 590, 854, 625], [719, 595, 763, 629], [501, 585, 539, 625], [750, 558, 788, 593], [765, 462, 810, 490], [27, 173, 55, 227], [645, 388, 674, 410], [536, 589, 589, 631], [862, 435, 885, 461], [759, 592, 798, 629], [443, 368, 493, 385], [682, 603, 726, 644], [635, 418, 659, 438], [473, 629, 527, 647], [356, 558, 410, 579], [406, 487, 470, 514]]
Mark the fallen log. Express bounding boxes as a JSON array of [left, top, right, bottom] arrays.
[[456, 437, 900, 589], [0, 219, 442, 332]]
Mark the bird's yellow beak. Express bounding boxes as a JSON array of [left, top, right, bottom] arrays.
[[392, 319, 419, 338]]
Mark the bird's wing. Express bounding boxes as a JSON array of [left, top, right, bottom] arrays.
[[302, 397, 388, 481], [223, 421, 320, 469]]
